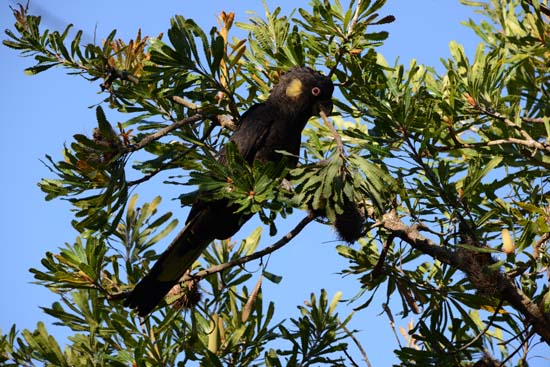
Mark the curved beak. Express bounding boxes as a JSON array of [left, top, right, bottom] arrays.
[[314, 99, 333, 116]]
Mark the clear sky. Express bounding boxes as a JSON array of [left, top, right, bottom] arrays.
[[4, 1, 547, 366]]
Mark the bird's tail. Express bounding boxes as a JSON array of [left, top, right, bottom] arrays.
[[124, 214, 214, 316]]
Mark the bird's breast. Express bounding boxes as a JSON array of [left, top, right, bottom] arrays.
[[260, 116, 305, 159]]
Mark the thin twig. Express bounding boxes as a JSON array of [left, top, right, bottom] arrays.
[[381, 303, 402, 348], [112, 215, 315, 303], [341, 348, 360, 367], [453, 299, 504, 353], [524, 0, 550, 17], [319, 110, 344, 154], [328, 0, 362, 79], [172, 96, 237, 130], [127, 123, 216, 186], [433, 136, 550, 153], [532, 231, 549, 259], [127, 161, 173, 186], [506, 231, 550, 277], [341, 323, 372, 367], [347, 0, 363, 37], [521, 116, 545, 124], [182, 214, 316, 282], [497, 329, 535, 367], [478, 107, 550, 151], [125, 114, 204, 152], [172, 96, 198, 109], [371, 234, 393, 279]]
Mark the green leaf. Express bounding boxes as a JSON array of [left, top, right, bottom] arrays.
[[22, 322, 69, 366], [24, 63, 59, 75], [262, 270, 283, 284]]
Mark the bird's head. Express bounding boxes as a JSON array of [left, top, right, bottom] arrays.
[[267, 67, 334, 119]]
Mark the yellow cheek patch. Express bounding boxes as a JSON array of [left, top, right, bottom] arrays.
[[285, 78, 303, 98]]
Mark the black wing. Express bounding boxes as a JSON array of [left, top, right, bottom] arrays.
[[219, 103, 274, 165]]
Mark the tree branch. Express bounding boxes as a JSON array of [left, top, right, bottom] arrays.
[[453, 299, 504, 353], [125, 114, 204, 152], [524, 0, 550, 17], [182, 214, 316, 282], [111, 214, 317, 303], [434, 136, 550, 153], [319, 110, 344, 154], [380, 210, 550, 344], [347, 0, 363, 36], [479, 108, 550, 152], [127, 123, 217, 186], [371, 234, 393, 279], [340, 322, 372, 367], [381, 302, 402, 348], [328, 0, 362, 78], [521, 116, 545, 124], [172, 96, 237, 130]]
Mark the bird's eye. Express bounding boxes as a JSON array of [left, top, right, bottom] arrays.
[[311, 87, 321, 96]]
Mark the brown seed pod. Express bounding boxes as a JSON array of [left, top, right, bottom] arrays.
[[501, 228, 515, 254], [334, 198, 364, 244], [168, 279, 202, 311]]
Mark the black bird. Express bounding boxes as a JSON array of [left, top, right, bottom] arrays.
[[124, 67, 334, 316]]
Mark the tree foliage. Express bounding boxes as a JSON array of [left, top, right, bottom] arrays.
[[2, 0, 550, 366]]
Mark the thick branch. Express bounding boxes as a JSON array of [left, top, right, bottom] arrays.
[[380, 210, 550, 344]]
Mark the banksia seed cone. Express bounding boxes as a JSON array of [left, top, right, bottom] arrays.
[[334, 198, 364, 244], [169, 279, 202, 311]]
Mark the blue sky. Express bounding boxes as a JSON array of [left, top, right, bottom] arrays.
[[4, 1, 547, 366]]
